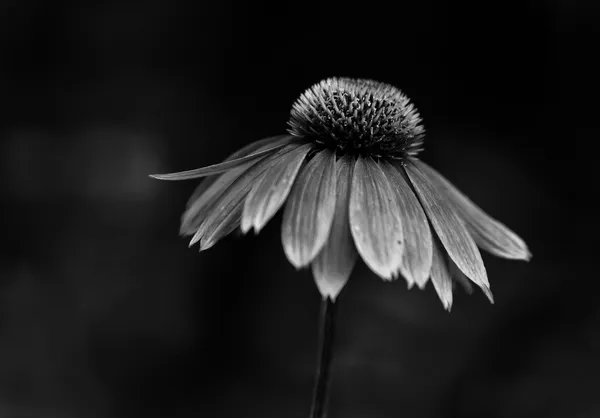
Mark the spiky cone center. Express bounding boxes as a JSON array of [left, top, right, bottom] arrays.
[[287, 78, 425, 159]]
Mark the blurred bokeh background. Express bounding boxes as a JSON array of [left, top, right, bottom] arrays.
[[0, 1, 590, 417]]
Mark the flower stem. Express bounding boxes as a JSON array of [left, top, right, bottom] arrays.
[[310, 296, 338, 418]]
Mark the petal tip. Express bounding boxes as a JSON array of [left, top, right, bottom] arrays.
[[148, 172, 192, 181], [502, 246, 532, 261], [283, 247, 307, 270], [149, 173, 176, 180], [200, 238, 216, 251], [387, 269, 402, 282], [378, 272, 395, 282], [239, 218, 253, 235], [433, 285, 453, 311], [409, 268, 430, 290], [252, 218, 268, 234], [314, 279, 345, 302], [482, 286, 495, 304], [189, 233, 202, 247]]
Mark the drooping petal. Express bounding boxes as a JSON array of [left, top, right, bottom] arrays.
[[414, 160, 531, 261], [199, 205, 244, 251], [186, 135, 300, 206], [349, 156, 404, 280], [180, 136, 297, 236], [430, 238, 453, 311], [193, 145, 299, 249], [241, 143, 313, 233], [149, 135, 296, 180], [404, 160, 491, 297], [446, 255, 480, 303], [312, 155, 358, 301], [380, 161, 433, 288], [281, 149, 337, 268], [181, 162, 258, 236]]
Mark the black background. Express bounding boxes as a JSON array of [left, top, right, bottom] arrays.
[[0, 1, 590, 417]]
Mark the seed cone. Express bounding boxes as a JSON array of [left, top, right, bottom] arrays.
[[287, 78, 425, 159]]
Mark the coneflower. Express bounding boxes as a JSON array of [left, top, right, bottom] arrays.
[[151, 78, 531, 417]]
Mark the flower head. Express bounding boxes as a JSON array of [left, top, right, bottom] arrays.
[[288, 78, 424, 158], [151, 78, 530, 310]]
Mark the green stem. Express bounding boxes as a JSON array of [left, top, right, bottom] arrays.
[[309, 296, 338, 418]]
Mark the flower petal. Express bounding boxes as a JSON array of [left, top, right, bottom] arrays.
[[241, 143, 313, 233], [414, 160, 531, 261], [181, 162, 258, 236], [404, 160, 491, 297], [281, 149, 337, 268], [380, 161, 433, 288], [349, 156, 404, 280], [180, 136, 296, 236], [448, 258, 492, 300], [430, 238, 453, 311], [193, 145, 298, 249], [186, 135, 299, 205], [149, 135, 296, 180], [199, 205, 244, 251], [312, 155, 358, 301]]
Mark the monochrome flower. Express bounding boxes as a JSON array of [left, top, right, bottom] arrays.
[[151, 78, 530, 309]]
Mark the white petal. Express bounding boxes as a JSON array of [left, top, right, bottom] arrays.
[[180, 136, 297, 236], [185, 135, 295, 206], [241, 143, 313, 233], [281, 149, 337, 268], [415, 160, 531, 261], [447, 258, 494, 302], [430, 238, 453, 311], [181, 163, 255, 236], [196, 145, 298, 249], [349, 157, 404, 280], [404, 160, 491, 298], [150, 135, 296, 180], [380, 161, 433, 288], [312, 155, 358, 301]]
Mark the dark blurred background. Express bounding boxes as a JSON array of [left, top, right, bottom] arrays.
[[0, 1, 591, 417]]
